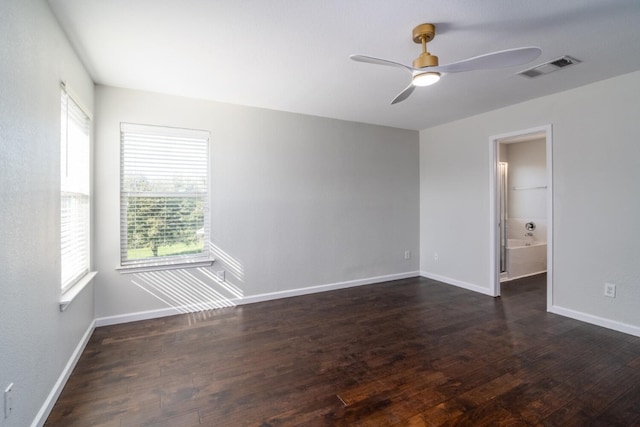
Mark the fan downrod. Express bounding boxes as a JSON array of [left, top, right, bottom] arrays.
[[412, 23, 438, 68]]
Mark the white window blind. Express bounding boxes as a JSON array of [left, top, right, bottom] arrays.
[[60, 86, 91, 292], [120, 123, 210, 268]]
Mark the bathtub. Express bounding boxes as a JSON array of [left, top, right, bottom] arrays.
[[506, 239, 547, 280]]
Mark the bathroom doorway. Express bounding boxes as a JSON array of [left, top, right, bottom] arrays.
[[489, 125, 553, 308]]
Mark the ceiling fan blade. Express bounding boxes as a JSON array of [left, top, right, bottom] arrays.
[[350, 54, 413, 73], [432, 47, 542, 73], [391, 83, 416, 105]]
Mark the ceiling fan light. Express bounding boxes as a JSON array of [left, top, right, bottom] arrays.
[[412, 72, 440, 87]]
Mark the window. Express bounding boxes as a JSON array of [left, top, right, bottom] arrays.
[[60, 85, 91, 292], [120, 123, 210, 269]]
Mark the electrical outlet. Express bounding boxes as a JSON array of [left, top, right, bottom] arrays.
[[404, 250, 411, 260], [4, 383, 13, 419], [604, 283, 616, 298], [215, 270, 225, 281], [434, 252, 439, 261]]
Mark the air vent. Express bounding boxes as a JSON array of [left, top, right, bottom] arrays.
[[550, 57, 574, 68], [518, 55, 581, 78]]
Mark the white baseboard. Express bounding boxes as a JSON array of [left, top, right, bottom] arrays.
[[95, 271, 421, 327], [420, 272, 640, 337], [420, 271, 494, 296], [236, 271, 419, 305], [549, 305, 640, 337], [95, 306, 186, 327], [31, 320, 95, 427]]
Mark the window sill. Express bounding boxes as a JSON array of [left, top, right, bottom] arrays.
[[60, 271, 97, 312], [116, 258, 215, 274]]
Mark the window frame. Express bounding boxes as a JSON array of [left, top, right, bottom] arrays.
[[60, 83, 93, 295], [118, 122, 213, 273]]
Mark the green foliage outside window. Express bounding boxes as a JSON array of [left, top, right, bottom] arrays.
[[123, 174, 205, 260], [126, 196, 204, 259]]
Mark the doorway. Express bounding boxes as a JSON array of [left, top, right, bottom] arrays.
[[489, 125, 553, 308]]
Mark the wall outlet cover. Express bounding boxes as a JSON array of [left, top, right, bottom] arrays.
[[604, 283, 616, 298]]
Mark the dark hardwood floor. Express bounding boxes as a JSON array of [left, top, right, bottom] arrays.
[[46, 275, 640, 426]]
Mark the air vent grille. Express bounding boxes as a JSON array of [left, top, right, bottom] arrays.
[[550, 57, 574, 68], [518, 55, 581, 78]]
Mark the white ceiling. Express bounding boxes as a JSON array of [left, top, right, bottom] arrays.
[[48, 0, 640, 130]]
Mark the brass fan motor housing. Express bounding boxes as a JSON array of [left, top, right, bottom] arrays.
[[413, 53, 439, 68], [412, 23, 439, 69]]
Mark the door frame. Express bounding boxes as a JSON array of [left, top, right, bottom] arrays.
[[488, 124, 553, 309]]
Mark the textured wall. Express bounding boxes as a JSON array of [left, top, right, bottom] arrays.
[[93, 86, 420, 319], [0, 1, 95, 426], [420, 71, 640, 332]]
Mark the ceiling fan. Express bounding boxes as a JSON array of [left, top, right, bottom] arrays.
[[350, 23, 542, 104]]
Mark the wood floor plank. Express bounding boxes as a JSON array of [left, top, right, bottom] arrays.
[[45, 274, 640, 426]]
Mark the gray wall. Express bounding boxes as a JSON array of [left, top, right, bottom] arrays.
[[94, 86, 420, 319], [0, 1, 95, 426], [420, 71, 640, 331]]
